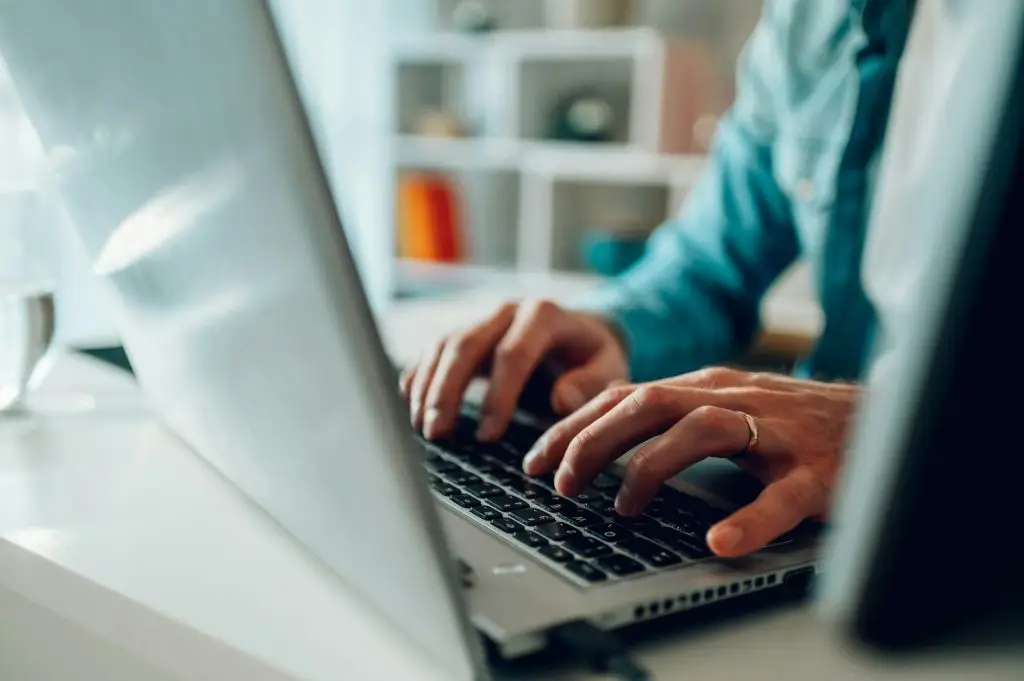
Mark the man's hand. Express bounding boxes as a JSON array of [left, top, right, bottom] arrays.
[[521, 367, 859, 558], [399, 300, 629, 442]]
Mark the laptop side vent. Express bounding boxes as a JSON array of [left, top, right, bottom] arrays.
[[629, 572, 786, 623]]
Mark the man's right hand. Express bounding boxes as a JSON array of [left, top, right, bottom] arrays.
[[399, 300, 629, 442]]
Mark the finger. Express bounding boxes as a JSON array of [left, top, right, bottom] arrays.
[[550, 349, 623, 414], [422, 305, 517, 439], [399, 366, 416, 400], [614, 406, 750, 515], [666, 367, 857, 397], [522, 384, 634, 476], [476, 301, 560, 441], [706, 467, 827, 557], [409, 342, 445, 431], [556, 385, 759, 496]]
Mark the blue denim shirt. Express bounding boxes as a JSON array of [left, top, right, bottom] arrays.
[[583, 0, 914, 381]]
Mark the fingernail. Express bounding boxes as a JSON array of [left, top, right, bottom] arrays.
[[476, 415, 499, 441], [708, 525, 744, 554], [556, 384, 586, 412], [423, 408, 442, 439], [522, 448, 541, 474], [615, 484, 640, 516]]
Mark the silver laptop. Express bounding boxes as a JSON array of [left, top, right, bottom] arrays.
[[0, 2, 818, 677]]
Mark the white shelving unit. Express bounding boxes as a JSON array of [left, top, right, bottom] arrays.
[[389, 21, 723, 273]]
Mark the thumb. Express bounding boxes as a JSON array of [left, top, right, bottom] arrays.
[[550, 359, 623, 415]]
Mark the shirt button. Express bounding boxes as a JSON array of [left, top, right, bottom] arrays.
[[795, 178, 815, 201]]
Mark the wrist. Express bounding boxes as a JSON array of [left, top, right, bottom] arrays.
[[581, 312, 630, 362]]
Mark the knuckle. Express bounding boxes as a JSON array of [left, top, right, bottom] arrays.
[[749, 372, 774, 385], [629, 384, 670, 410], [520, 298, 559, 321], [493, 340, 528, 368], [691, 366, 737, 387], [565, 428, 596, 462], [627, 447, 663, 481], [687, 405, 730, 431], [597, 385, 632, 408]]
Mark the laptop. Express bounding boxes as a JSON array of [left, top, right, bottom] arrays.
[[820, 0, 1024, 651], [0, 2, 818, 677]]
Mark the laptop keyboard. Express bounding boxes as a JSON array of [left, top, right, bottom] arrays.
[[418, 414, 737, 586]]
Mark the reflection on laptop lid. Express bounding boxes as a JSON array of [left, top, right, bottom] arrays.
[[0, 2, 485, 679]]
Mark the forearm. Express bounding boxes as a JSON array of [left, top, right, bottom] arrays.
[[578, 115, 799, 381]]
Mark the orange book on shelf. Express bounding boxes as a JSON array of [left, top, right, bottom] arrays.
[[397, 172, 465, 263]]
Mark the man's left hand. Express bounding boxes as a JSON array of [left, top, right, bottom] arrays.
[[521, 367, 860, 557]]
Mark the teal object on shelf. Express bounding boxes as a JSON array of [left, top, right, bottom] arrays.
[[581, 230, 648, 276]]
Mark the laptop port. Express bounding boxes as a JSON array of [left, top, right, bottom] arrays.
[[783, 567, 816, 595]]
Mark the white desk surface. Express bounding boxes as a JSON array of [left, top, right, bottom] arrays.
[[383, 262, 824, 367], [2, 295, 1022, 680]]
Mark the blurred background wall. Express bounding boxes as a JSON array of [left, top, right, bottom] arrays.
[[0, 0, 764, 346]]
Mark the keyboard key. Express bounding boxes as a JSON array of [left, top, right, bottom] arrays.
[[483, 443, 521, 464], [583, 499, 618, 516], [463, 481, 504, 499], [428, 459, 460, 475], [431, 480, 460, 497], [471, 506, 501, 522], [660, 517, 709, 538], [445, 446, 479, 463], [486, 495, 528, 513], [450, 494, 480, 509], [564, 536, 614, 558], [615, 516, 663, 534], [498, 441, 526, 462], [591, 473, 621, 490], [648, 528, 714, 559], [655, 487, 703, 512], [513, 531, 549, 549], [488, 469, 519, 485], [596, 554, 646, 576], [471, 461, 504, 477], [699, 507, 730, 525], [452, 414, 479, 437], [575, 489, 607, 504], [564, 561, 608, 583], [644, 499, 667, 517], [503, 421, 542, 451], [521, 485, 547, 500], [536, 495, 579, 514], [618, 538, 683, 568], [509, 508, 555, 526], [535, 522, 580, 542], [533, 471, 557, 488], [503, 479, 546, 499], [556, 508, 603, 528], [447, 470, 482, 486], [539, 545, 574, 563], [590, 523, 635, 544], [491, 517, 524, 534]]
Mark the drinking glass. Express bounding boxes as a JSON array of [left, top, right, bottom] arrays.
[[0, 189, 57, 413]]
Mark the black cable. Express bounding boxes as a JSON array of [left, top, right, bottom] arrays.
[[549, 620, 653, 681]]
